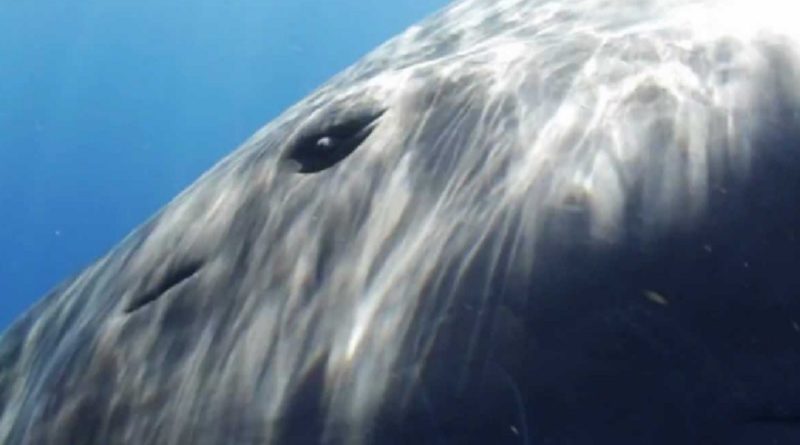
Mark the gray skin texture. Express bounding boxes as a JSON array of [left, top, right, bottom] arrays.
[[3, 0, 800, 444]]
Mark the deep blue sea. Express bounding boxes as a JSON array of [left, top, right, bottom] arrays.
[[0, 1, 451, 330]]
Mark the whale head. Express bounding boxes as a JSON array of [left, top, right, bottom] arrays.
[[2, 0, 800, 444]]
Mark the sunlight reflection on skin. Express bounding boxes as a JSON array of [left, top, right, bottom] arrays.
[[1, 0, 800, 444]]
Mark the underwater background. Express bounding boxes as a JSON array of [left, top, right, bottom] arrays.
[[0, 0, 451, 330]]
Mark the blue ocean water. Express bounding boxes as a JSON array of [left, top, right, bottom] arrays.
[[0, 1, 451, 330]]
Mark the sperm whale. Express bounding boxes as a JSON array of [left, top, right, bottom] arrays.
[[2, 0, 800, 443]]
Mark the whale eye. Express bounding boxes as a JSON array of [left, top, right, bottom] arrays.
[[316, 136, 334, 149], [283, 108, 385, 173]]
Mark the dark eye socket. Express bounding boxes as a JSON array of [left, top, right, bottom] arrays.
[[283, 108, 386, 173]]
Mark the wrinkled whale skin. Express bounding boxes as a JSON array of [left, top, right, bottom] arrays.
[[2, 1, 800, 444]]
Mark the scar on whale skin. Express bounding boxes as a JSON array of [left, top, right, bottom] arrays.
[[124, 260, 204, 314], [282, 108, 386, 173]]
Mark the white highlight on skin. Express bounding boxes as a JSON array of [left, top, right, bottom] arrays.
[[1, 0, 800, 444]]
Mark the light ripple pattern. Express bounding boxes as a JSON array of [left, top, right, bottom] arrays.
[[2, 0, 800, 444]]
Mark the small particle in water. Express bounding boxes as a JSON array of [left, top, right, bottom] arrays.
[[510, 425, 519, 435], [316, 136, 334, 148], [792, 321, 799, 332], [703, 244, 712, 253], [54, 230, 61, 236], [644, 290, 669, 306], [743, 261, 750, 268]]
